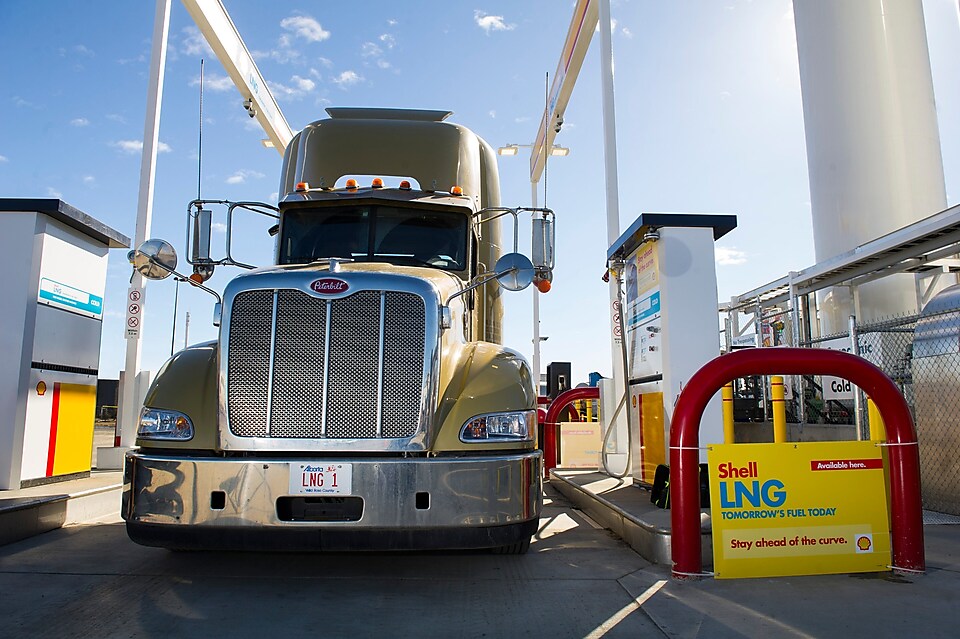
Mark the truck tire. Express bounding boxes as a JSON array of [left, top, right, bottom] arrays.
[[491, 535, 531, 555]]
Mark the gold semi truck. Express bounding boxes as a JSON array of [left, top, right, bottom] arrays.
[[122, 108, 555, 553]]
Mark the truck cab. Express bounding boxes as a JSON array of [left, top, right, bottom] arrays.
[[122, 108, 553, 553]]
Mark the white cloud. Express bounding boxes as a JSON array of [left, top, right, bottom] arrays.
[[622, 26, 633, 38], [70, 117, 90, 127], [211, 222, 227, 234], [254, 16, 329, 65], [360, 38, 394, 69], [268, 74, 316, 100], [106, 114, 127, 124], [254, 46, 302, 65], [514, 116, 531, 123], [488, 110, 496, 118], [74, 44, 95, 57], [225, 169, 266, 185], [317, 57, 334, 69], [112, 140, 172, 154], [0, 155, 8, 163], [190, 73, 234, 92], [362, 41, 392, 69], [387, 19, 398, 26], [280, 16, 330, 42], [293, 75, 315, 91], [716, 247, 748, 266], [333, 70, 362, 88], [362, 42, 383, 58], [181, 26, 214, 56], [474, 11, 515, 33], [82, 175, 95, 184], [46, 187, 63, 198]]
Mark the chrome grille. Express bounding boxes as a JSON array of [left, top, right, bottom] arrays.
[[325, 291, 381, 438], [227, 291, 273, 437], [382, 295, 428, 437], [227, 288, 427, 439], [269, 290, 327, 438]]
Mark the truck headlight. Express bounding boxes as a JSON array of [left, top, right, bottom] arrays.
[[460, 410, 536, 442], [138, 407, 194, 440]]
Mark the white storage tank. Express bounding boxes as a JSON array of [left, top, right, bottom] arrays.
[[794, 0, 947, 332]]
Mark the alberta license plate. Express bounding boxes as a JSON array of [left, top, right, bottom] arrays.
[[289, 463, 352, 495]]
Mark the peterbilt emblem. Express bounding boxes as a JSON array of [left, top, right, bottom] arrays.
[[309, 278, 349, 294]]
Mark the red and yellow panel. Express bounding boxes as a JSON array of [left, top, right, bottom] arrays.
[[22, 374, 96, 481]]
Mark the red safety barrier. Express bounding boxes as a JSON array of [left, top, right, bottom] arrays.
[[543, 387, 600, 476], [670, 347, 924, 579]]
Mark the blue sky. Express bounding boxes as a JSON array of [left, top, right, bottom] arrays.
[[2, 1, 959, 384]]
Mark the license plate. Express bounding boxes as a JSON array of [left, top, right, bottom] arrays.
[[289, 463, 352, 495]]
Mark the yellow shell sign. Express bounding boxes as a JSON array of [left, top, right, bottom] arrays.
[[707, 440, 891, 579]]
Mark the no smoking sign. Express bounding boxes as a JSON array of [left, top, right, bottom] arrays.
[[125, 286, 145, 339]]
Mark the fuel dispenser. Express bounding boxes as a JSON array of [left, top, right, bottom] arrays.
[[603, 213, 736, 485], [0, 199, 128, 489]]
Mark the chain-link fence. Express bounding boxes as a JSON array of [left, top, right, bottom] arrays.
[[728, 304, 960, 515], [789, 309, 958, 516], [796, 313, 917, 427]]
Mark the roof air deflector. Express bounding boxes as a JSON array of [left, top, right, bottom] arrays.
[[324, 107, 452, 122]]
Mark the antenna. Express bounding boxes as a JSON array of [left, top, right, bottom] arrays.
[[197, 58, 204, 200], [542, 71, 549, 209]]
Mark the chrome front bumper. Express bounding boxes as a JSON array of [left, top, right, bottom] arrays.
[[122, 450, 541, 550]]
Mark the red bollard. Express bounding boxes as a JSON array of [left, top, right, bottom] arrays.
[[542, 387, 600, 477], [670, 348, 924, 579]]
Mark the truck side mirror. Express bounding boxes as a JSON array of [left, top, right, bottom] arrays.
[[531, 215, 555, 270], [130, 239, 178, 280], [192, 208, 212, 262], [494, 253, 535, 291]]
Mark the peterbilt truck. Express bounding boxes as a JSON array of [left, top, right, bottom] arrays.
[[122, 108, 555, 553]]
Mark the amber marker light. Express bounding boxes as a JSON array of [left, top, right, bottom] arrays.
[[371, 178, 384, 188], [451, 185, 464, 196], [536, 279, 552, 293], [189, 273, 205, 285], [345, 178, 359, 190], [399, 180, 412, 190], [295, 182, 310, 192]]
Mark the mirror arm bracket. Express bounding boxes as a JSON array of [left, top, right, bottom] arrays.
[[147, 257, 223, 305], [445, 270, 504, 306]]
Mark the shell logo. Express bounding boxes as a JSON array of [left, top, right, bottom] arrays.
[[855, 534, 873, 553], [309, 278, 349, 295]]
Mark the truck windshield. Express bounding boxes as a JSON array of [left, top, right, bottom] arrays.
[[279, 205, 469, 270]]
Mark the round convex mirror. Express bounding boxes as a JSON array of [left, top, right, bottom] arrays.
[[494, 252, 535, 292], [133, 239, 178, 280]]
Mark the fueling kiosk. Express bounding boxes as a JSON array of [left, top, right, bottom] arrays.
[[0, 199, 129, 489], [605, 213, 737, 485]]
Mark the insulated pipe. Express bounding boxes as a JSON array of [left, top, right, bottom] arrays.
[[543, 387, 600, 476], [670, 348, 923, 579]]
